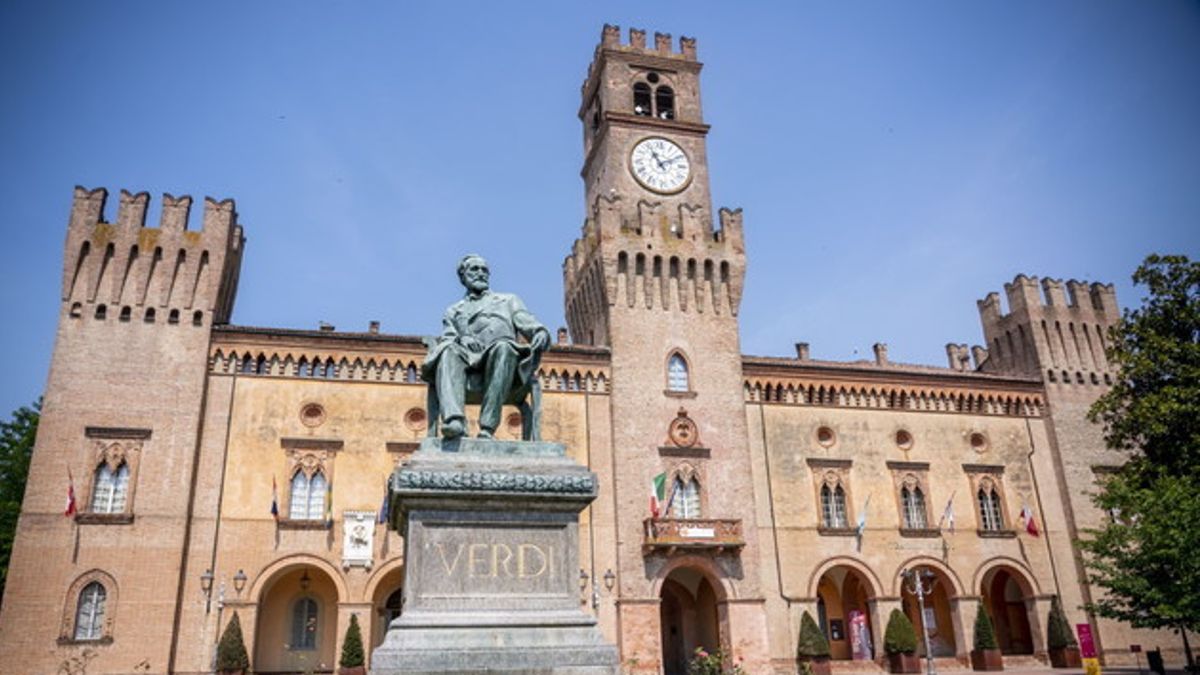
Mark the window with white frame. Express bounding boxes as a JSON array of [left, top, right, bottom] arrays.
[[289, 470, 328, 521], [73, 581, 107, 641], [901, 483, 927, 529], [670, 476, 701, 519], [90, 463, 130, 514], [977, 478, 1004, 531], [821, 482, 849, 529]]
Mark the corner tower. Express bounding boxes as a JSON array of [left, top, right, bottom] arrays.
[[0, 187, 244, 673], [564, 27, 768, 672]]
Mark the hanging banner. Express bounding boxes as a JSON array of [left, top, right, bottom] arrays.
[[849, 610, 873, 660]]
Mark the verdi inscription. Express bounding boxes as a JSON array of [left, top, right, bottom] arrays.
[[412, 524, 569, 601]]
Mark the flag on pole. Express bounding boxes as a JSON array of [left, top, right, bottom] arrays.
[[1021, 503, 1040, 537], [939, 492, 955, 534], [270, 476, 279, 520], [64, 469, 77, 517], [324, 479, 334, 527], [663, 478, 679, 518], [856, 494, 871, 537], [649, 472, 667, 518], [377, 478, 390, 524]]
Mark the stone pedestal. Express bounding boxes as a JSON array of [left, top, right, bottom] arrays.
[[370, 437, 619, 675]]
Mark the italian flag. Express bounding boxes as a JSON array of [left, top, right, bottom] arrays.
[[650, 472, 667, 518]]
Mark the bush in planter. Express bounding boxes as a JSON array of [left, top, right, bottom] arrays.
[[974, 608, 998, 651], [885, 610, 921, 673], [216, 612, 250, 674], [796, 611, 831, 659], [339, 614, 366, 673], [1046, 599, 1077, 650]]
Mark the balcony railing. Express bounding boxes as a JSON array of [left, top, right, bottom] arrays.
[[643, 518, 744, 555]]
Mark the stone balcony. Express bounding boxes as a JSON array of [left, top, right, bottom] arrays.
[[642, 518, 744, 555]]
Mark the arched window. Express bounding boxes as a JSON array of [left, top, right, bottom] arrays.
[[901, 484, 927, 529], [670, 477, 701, 519], [655, 86, 675, 120], [73, 581, 107, 641], [667, 353, 689, 392], [821, 483, 848, 528], [977, 480, 1004, 531], [90, 463, 130, 514], [633, 82, 652, 116], [290, 597, 319, 650], [290, 470, 327, 521]]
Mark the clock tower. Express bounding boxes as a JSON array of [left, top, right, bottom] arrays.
[[564, 25, 769, 673]]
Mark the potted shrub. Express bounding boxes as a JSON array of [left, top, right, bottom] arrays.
[[1046, 599, 1081, 668], [796, 611, 832, 675], [970, 607, 1003, 671], [884, 609, 921, 673], [216, 612, 250, 675], [339, 613, 367, 675]]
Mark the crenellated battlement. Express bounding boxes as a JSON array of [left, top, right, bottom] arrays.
[[976, 273, 1119, 383], [61, 186, 245, 326], [598, 24, 697, 61]]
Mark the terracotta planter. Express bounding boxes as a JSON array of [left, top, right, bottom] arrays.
[[971, 649, 1004, 671], [217, 670, 244, 675], [888, 652, 921, 673], [1048, 647, 1081, 668], [799, 656, 832, 675], [339, 667, 367, 675]]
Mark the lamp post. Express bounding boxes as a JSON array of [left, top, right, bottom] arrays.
[[200, 568, 215, 614], [902, 567, 938, 675]]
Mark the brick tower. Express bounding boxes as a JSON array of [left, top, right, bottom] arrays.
[[0, 187, 244, 673], [563, 26, 769, 672]]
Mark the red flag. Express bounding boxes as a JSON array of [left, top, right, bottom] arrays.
[[270, 476, 279, 521], [64, 469, 77, 517], [1021, 503, 1039, 537]]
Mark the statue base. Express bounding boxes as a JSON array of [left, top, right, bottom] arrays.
[[370, 437, 619, 675]]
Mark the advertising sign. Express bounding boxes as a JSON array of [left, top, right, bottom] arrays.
[[1077, 623, 1097, 658], [849, 610, 873, 660]]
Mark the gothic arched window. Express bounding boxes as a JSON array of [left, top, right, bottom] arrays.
[[73, 581, 107, 641], [667, 353, 689, 392], [290, 597, 319, 650], [901, 484, 927, 529], [655, 86, 675, 120], [633, 82, 652, 116], [290, 470, 327, 521], [821, 483, 848, 529], [670, 476, 701, 519], [977, 480, 1004, 531], [90, 463, 130, 514]]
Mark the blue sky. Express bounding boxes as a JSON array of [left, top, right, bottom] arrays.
[[1, 2, 1197, 415]]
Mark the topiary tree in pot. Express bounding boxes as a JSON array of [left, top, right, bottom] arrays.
[[884, 609, 921, 673], [1046, 598, 1081, 668], [216, 612, 250, 675], [796, 611, 832, 675], [970, 607, 1003, 671], [339, 613, 367, 675]]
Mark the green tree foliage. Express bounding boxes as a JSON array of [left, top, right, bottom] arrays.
[[0, 399, 39, 605], [1081, 255, 1199, 666], [216, 612, 250, 672], [884, 609, 918, 655], [339, 613, 365, 668], [1046, 597, 1077, 650], [796, 610, 831, 659], [973, 607, 998, 651]]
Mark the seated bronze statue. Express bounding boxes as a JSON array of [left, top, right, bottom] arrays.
[[420, 254, 550, 440]]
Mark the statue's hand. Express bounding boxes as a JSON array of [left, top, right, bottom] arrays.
[[459, 335, 484, 352], [529, 331, 550, 353]]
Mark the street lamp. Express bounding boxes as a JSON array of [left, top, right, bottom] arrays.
[[902, 567, 938, 675], [200, 569, 215, 614], [299, 569, 311, 592], [603, 568, 616, 593], [233, 569, 247, 596]]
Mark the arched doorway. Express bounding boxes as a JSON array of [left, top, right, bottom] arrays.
[[368, 564, 405, 650], [816, 565, 876, 661], [255, 565, 340, 673], [660, 567, 720, 675], [981, 567, 1034, 655], [899, 566, 957, 657]]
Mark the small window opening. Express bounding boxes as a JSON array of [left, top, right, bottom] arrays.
[[70, 302, 83, 318], [94, 304, 107, 320], [168, 309, 179, 324], [646, 72, 660, 84], [144, 307, 156, 323], [655, 86, 675, 120], [192, 310, 203, 326], [667, 353, 689, 392], [633, 82, 652, 117], [119, 306, 131, 322]]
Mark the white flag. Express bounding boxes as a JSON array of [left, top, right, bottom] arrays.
[[940, 493, 955, 534]]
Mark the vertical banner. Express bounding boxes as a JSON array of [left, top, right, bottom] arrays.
[[1078, 623, 1101, 675], [849, 610, 873, 660]]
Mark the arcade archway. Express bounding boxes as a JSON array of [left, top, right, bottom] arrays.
[[816, 565, 877, 661], [899, 565, 957, 657], [981, 566, 1034, 655], [660, 566, 721, 675], [254, 564, 341, 673]]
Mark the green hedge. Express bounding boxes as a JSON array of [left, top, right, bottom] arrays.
[[884, 609, 918, 655]]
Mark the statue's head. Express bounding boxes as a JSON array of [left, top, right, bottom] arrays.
[[457, 254, 490, 294]]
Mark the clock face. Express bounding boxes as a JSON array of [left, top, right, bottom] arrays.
[[630, 137, 692, 194]]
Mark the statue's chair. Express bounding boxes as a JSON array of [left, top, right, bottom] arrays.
[[422, 337, 543, 441]]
